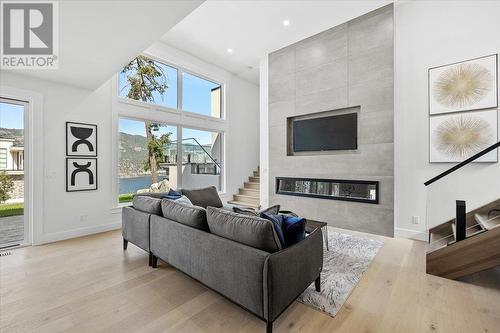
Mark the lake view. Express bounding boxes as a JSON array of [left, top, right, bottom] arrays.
[[119, 175, 167, 194]]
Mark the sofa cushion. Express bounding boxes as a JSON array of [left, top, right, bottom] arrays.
[[132, 196, 162, 215], [134, 192, 169, 199], [161, 199, 208, 231], [206, 207, 282, 253], [181, 186, 223, 208], [282, 215, 306, 247], [259, 213, 286, 248]]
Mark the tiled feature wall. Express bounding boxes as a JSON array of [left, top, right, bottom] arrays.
[[268, 5, 394, 236]]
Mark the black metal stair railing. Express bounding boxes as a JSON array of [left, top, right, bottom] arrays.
[[424, 141, 500, 186], [425, 141, 500, 245], [164, 137, 221, 175]]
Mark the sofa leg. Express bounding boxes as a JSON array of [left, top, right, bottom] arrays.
[[151, 254, 158, 268], [315, 275, 321, 292], [148, 252, 153, 267], [266, 321, 273, 333], [123, 239, 128, 250]]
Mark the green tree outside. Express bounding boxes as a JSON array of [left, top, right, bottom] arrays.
[[121, 56, 172, 184], [0, 171, 14, 203]]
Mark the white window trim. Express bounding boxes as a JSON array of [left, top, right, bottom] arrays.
[[111, 56, 228, 208]]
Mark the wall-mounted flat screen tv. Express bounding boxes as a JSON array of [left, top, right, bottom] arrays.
[[291, 112, 358, 152]]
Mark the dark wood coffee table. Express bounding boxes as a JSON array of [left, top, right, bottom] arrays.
[[306, 220, 329, 251]]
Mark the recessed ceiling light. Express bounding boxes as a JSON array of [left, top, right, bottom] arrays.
[[283, 19, 290, 27], [227, 48, 233, 54]]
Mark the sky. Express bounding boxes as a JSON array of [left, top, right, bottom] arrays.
[[119, 60, 220, 145], [119, 61, 220, 118], [0, 102, 24, 129]]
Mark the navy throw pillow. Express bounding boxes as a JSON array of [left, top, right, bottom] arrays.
[[282, 215, 306, 247], [259, 213, 286, 249], [160, 189, 182, 200]]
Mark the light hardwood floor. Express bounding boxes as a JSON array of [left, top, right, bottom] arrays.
[[1, 229, 499, 333]]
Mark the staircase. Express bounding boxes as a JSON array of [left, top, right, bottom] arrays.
[[424, 141, 500, 280], [426, 199, 500, 279], [228, 167, 260, 210]]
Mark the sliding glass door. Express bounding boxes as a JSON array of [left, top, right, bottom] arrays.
[[0, 99, 26, 248]]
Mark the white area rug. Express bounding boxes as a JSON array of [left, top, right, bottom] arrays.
[[297, 227, 383, 317]]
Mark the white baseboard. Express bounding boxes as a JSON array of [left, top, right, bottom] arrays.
[[394, 227, 427, 242], [35, 221, 122, 245]]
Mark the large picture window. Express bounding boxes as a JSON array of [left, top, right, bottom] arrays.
[[181, 127, 222, 190], [182, 72, 222, 118], [116, 56, 225, 204], [118, 117, 176, 203], [119, 57, 178, 109], [119, 56, 222, 119]]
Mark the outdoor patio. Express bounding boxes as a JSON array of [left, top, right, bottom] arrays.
[[0, 215, 24, 246]]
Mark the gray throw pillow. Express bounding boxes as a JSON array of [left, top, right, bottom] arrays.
[[206, 207, 282, 253], [176, 195, 193, 206], [161, 199, 208, 231], [232, 204, 280, 216], [132, 196, 162, 215], [232, 206, 258, 216], [181, 186, 223, 208]]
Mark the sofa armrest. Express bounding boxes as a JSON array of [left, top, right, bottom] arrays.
[[263, 228, 323, 321], [122, 206, 150, 252]]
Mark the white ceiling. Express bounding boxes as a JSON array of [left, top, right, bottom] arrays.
[[3, 0, 203, 90], [161, 0, 391, 84]]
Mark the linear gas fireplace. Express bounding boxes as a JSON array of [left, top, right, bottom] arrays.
[[276, 177, 379, 204]]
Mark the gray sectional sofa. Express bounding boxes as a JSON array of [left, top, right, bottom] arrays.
[[122, 188, 323, 333]]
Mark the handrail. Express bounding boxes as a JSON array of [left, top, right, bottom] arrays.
[[166, 137, 221, 169], [424, 141, 500, 186]]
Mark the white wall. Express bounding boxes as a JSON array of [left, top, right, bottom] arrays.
[[259, 57, 269, 207], [1, 72, 119, 244], [394, 1, 500, 240], [0, 44, 259, 244]]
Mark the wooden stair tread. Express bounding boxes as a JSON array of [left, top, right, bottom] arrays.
[[239, 188, 259, 197], [234, 194, 259, 199], [240, 187, 258, 192], [244, 182, 260, 189], [233, 194, 259, 204], [227, 200, 259, 209]]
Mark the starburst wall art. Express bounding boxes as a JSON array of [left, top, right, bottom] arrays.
[[429, 55, 498, 115], [429, 109, 498, 163]]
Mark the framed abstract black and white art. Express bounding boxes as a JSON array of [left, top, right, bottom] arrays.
[[66, 158, 98, 192], [66, 122, 97, 157]]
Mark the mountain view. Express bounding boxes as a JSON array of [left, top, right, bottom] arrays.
[[0, 128, 24, 146], [119, 132, 148, 177]]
